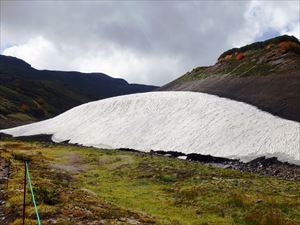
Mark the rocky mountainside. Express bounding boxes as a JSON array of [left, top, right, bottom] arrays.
[[160, 35, 300, 122], [0, 55, 158, 128]]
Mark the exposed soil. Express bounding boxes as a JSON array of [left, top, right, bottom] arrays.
[[49, 152, 87, 173]]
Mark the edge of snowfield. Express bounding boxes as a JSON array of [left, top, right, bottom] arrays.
[[1, 91, 300, 164]]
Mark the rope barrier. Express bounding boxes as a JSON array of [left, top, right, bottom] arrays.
[[25, 161, 41, 225]]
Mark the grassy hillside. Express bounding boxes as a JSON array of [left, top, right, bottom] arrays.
[[160, 35, 300, 122], [169, 35, 300, 82], [1, 138, 299, 225], [0, 55, 157, 129]]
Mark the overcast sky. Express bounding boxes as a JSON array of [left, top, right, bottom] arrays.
[[1, 1, 299, 85]]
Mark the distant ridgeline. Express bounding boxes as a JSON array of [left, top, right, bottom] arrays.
[[0, 55, 158, 129], [218, 35, 300, 62]]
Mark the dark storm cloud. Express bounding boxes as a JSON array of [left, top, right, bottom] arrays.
[[1, 1, 299, 85]]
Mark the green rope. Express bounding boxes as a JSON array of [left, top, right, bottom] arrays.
[[25, 161, 41, 225]]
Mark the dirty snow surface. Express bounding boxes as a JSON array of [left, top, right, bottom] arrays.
[[1, 92, 299, 164]]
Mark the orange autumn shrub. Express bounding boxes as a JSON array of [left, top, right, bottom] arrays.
[[278, 41, 300, 54], [20, 103, 30, 111], [279, 41, 292, 51], [236, 52, 245, 60]]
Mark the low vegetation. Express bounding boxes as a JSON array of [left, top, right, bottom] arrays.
[[1, 138, 300, 225]]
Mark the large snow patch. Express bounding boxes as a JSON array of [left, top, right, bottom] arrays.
[[1, 92, 299, 164]]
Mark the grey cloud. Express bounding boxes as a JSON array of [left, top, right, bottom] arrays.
[[1, 1, 298, 85]]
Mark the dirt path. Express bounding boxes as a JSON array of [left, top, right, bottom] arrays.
[[49, 152, 87, 173], [0, 157, 9, 223]]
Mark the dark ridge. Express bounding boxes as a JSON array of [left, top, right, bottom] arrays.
[[0, 54, 158, 129], [218, 35, 300, 60], [0, 55, 32, 68]]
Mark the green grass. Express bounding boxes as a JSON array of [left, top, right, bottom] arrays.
[[1, 139, 300, 225], [173, 47, 277, 86], [7, 113, 34, 122]]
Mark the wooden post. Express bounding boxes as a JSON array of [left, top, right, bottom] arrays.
[[22, 161, 27, 225]]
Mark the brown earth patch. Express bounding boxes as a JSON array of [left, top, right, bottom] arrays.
[[49, 152, 87, 173]]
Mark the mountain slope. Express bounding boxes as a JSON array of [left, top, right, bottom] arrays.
[[0, 55, 158, 128], [1, 92, 299, 164], [159, 35, 300, 122]]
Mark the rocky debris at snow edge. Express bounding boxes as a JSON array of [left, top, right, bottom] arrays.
[[149, 150, 300, 181], [1, 133, 299, 181]]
